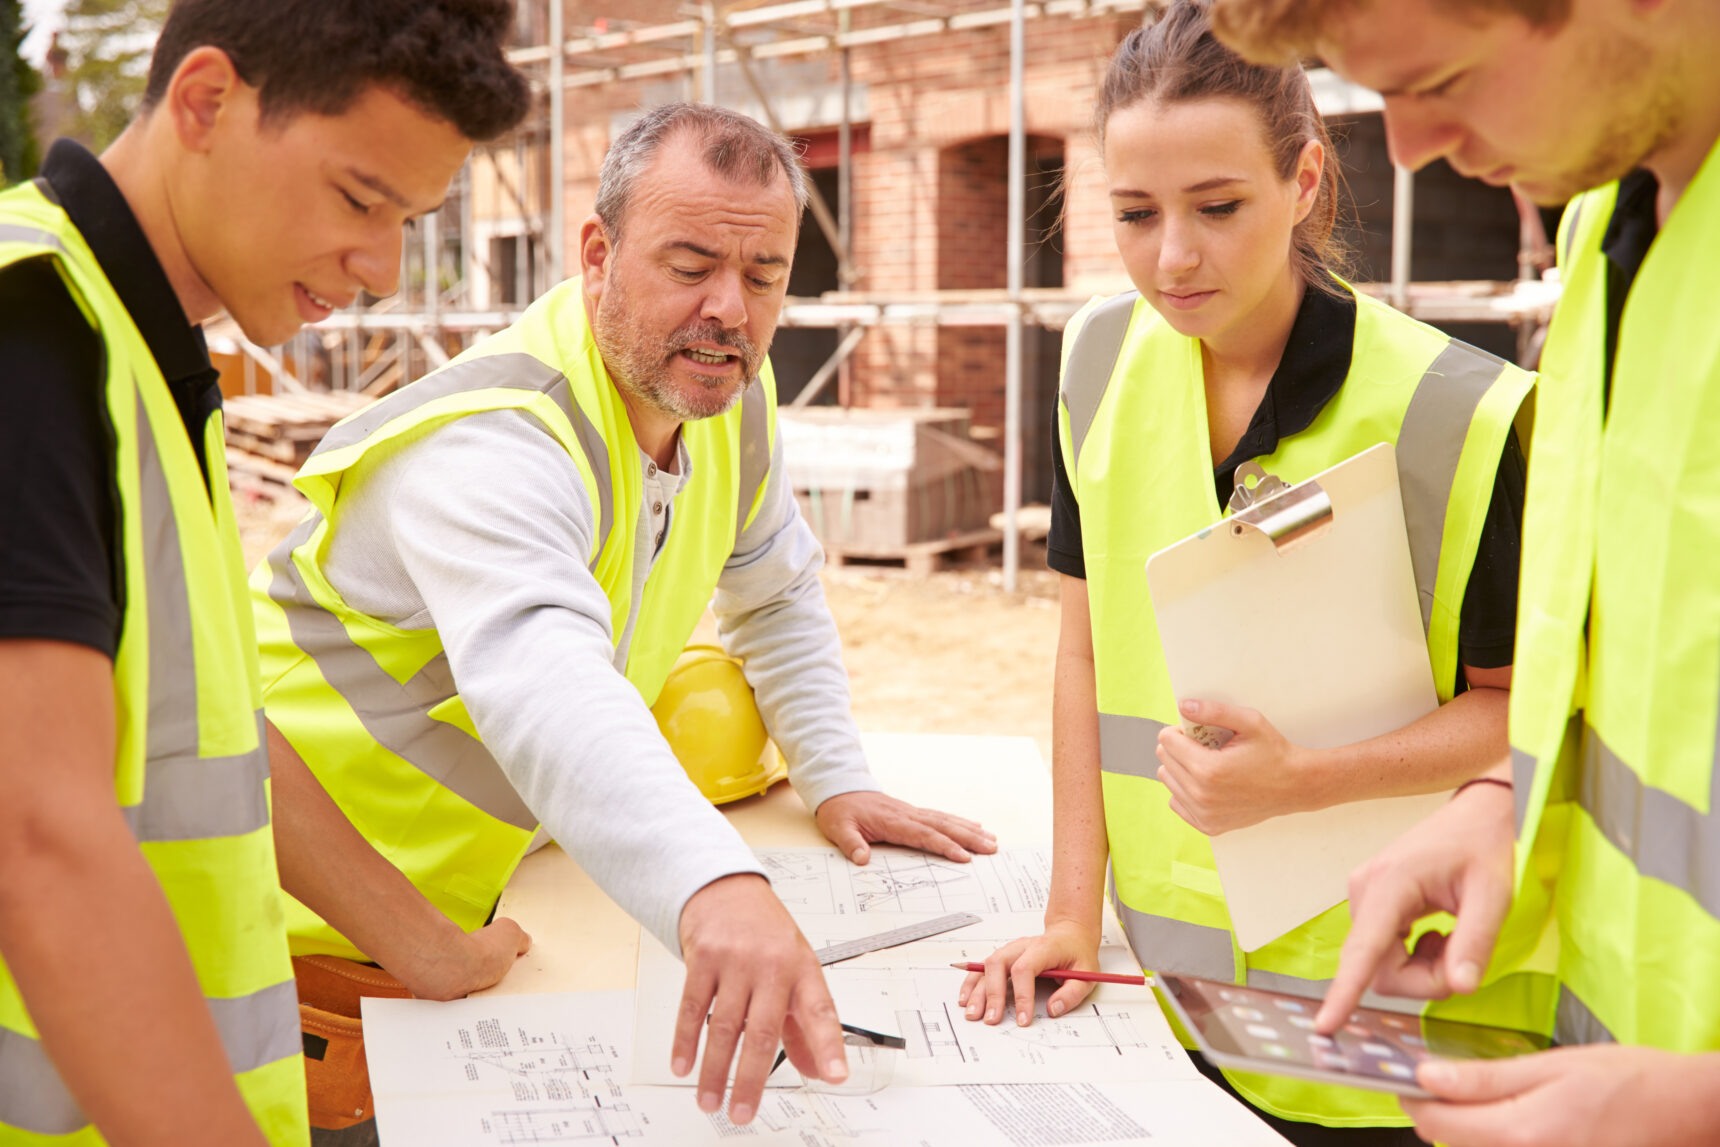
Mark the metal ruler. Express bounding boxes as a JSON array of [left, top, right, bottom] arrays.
[[812, 912, 983, 966]]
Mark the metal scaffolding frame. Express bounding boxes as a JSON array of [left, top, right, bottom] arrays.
[[222, 0, 1558, 591]]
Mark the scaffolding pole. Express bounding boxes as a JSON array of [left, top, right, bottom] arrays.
[[702, 2, 718, 102], [549, 0, 565, 283], [1003, 0, 1025, 592], [1391, 163, 1414, 311]]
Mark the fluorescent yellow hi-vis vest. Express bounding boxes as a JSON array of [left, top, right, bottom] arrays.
[[1059, 282, 1554, 1126], [0, 185, 306, 1143], [251, 277, 776, 958], [1511, 141, 1720, 1053]]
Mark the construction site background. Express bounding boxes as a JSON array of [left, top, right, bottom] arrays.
[[177, 0, 1551, 758]]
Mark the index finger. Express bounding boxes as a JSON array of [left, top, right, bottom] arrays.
[[671, 962, 718, 1077], [1315, 885, 1417, 1033], [781, 967, 848, 1085]]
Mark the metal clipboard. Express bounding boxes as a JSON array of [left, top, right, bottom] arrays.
[[1144, 442, 1449, 952]]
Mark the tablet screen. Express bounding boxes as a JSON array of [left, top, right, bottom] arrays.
[[1160, 974, 1549, 1092]]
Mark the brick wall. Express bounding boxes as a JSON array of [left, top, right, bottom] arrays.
[[537, 3, 1528, 495]]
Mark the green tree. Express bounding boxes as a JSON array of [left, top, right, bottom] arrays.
[[0, 0, 41, 184], [60, 0, 165, 151]]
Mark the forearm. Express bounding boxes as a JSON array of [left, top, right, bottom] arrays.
[[0, 814, 265, 1146], [269, 720, 472, 986], [713, 452, 878, 812], [0, 642, 265, 1145], [1299, 680, 1510, 809], [1045, 611, 1109, 937]]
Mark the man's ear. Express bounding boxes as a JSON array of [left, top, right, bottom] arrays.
[[161, 46, 246, 154], [580, 214, 614, 298]]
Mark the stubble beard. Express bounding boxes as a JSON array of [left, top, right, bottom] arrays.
[[593, 268, 763, 423], [1528, 30, 1684, 205]]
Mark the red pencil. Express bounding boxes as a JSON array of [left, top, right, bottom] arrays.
[[949, 961, 1150, 986]]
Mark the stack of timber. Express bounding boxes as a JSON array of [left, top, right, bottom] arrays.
[[224, 391, 373, 503], [779, 407, 1004, 575]]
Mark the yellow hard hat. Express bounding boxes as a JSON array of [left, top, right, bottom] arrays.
[[651, 644, 788, 806]]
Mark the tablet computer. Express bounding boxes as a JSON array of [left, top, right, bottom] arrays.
[[1157, 973, 1551, 1099]]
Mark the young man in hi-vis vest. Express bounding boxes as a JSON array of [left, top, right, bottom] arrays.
[[1209, 1, 1720, 1145], [0, 2, 530, 1143], [250, 102, 999, 1129]]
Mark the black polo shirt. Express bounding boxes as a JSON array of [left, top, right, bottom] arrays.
[[0, 139, 222, 660], [1047, 286, 1526, 680], [1601, 167, 1660, 407]]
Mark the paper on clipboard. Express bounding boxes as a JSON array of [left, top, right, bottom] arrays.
[[1145, 442, 1448, 952]]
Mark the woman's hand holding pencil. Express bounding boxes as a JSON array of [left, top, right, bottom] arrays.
[[949, 962, 1148, 986], [956, 921, 1114, 1028]]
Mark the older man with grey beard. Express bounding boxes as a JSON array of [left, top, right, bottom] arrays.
[[253, 101, 996, 1132]]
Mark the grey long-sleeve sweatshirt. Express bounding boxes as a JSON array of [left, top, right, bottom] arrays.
[[319, 404, 881, 957]]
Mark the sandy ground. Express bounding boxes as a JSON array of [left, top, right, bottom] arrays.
[[239, 496, 1060, 763]]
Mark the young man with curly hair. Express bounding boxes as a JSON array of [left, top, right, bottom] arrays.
[[0, 2, 528, 1143]]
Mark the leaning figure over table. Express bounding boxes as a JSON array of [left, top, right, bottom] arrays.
[[1204, 0, 1720, 1145], [253, 101, 995, 1132], [960, 4, 1553, 1145]]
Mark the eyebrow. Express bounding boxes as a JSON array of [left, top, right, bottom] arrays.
[[1110, 176, 1246, 199], [345, 166, 444, 215], [665, 239, 788, 267]]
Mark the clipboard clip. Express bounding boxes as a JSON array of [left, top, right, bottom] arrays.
[[1227, 462, 1334, 553]]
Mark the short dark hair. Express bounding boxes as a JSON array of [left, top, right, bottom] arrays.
[[142, 0, 531, 141], [595, 103, 809, 242]]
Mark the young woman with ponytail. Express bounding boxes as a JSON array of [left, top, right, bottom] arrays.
[[958, 3, 1549, 1142]]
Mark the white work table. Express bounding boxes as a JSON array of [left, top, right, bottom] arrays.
[[360, 734, 1291, 1145], [481, 732, 1055, 997]]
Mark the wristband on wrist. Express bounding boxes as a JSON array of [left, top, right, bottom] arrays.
[[1452, 776, 1514, 800]]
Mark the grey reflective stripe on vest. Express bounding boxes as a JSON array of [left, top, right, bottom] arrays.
[[314, 352, 615, 551], [267, 516, 538, 831], [1560, 195, 1590, 263], [1555, 984, 1616, 1046], [1097, 713, 1166, 779], [1512, 746, 1538, 834], [1, 389, 295, 1136], [1113, 897, 1236, 982], [736, 382, 771, 545], [1577, 721, 1720, 923], [1397, 339, 1511, 636], [0, 222, 67, 251], [1511, 716, 1581, 835], [129, 387, 270, 842], [0, 980, 301, 1136], [1061, 292, 1140, 469], [1115, 897, 1426, 1013]]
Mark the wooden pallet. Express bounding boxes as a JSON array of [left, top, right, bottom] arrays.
[[823, 528, 1004, 575], [224, 391, 373, 465], [223, 391, 372, 503]]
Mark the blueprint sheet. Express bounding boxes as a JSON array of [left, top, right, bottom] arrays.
[[631, 936, 1187, 1088], [365, 991, 1287, 1146], [755, 844, 1125, 948]]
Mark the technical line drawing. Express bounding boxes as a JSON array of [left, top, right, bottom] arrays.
[[1000, 1004, 1157, 1053], [752, 846, 1053, 919], [897, 1002, 970, 1062], [481, 1100, 645, 1144]]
